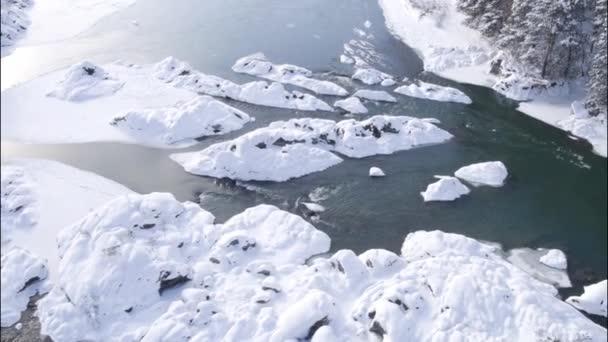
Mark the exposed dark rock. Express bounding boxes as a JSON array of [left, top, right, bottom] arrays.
[[305, 316, 330, 340], [158, 271, 190, 295]]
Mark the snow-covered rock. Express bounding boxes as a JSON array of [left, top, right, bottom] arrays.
[[352, 89, 397, 103], [46, 61, 124, 101], [395, 79, 472, 104], [1, 247, 48, 327], [454, 161, 508, 187], [557, 101, 607, 158], [339, 54, 354, 64], [539, 249, 568, 270], [352, 68, 395, 86], [421, 176, 470, 202], [301, 202, 326, 213], [0, 0, 32, 50], [506, 248, 572, 288], [567, 280, 608, 317], [171, 115, 452, 181], [110, 96, 253, 148], [369, 166, 385, 177], [232, 53, 348, 96], [1, 165, 36, 243], [155, 57, 333, 111], [334, 97, 368, 114]]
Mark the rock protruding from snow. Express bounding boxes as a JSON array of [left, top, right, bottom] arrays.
[[454, 161, 508, 187], [557, 101, 607, 158], [567, 280, 608, 317], [353, 89, 397, 103], [369, 167, 385, 177], [46, 61, 124, 101], [395, 79, 472, 104], [171, 115, 452, 181], [539, 249, 567, 270], [0, 0, 32, 49], [334, 97, 368, 114], [352, 68, 395, 86], [1, 165, 36, 242], [421, 176, 470, 202], [110, 96, 252, 147], [154, 57, 332, 111], [232, 53, 348, 96], [1, 247, 48, 327]]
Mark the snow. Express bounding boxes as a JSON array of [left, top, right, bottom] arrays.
[[111, 95, 253, 148], [171, 115, 452, 181], [557, 101, 607, 158], [352, 68, 395, 86], [46, 61, 124, 101], [363, 20, 372, 29], [394, 79, 472, 104], [539, 249, 568, 270], [0, 0, 32, 52], [507, 248, 572, 289], [0, 164, 36, 243], [369, 167, 385, 177], [352, 89, 396, 103], [232, 53, 348, 96], [567, 280, 608, 317], [301, 202, 326, 213], [334, 97, 368, 114], [420, 176, 470, 202], [454, 161, 508, 187], [155, 57, 333, 112], [1, 247, 48, 327], [339, 54, 355, 64]]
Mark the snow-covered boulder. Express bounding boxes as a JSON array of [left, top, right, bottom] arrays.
[[539, 249, 567, 270], [232, 53, 348, 96], [352, 68, 395, 86], [421, 176, 470, 202], [334, 97, 368, 114], [558, 101, 607, 158], [395, 79, 472, 104], [1, 165, 36, 242], [1, 247, 48, 327], [46, 61, 124, 101], [353, 89, 397, 103], [171, 115, 452, 181], [339, 54, 354, 64], [110, 96, 253, 147], [369, 166, 385, 177], [567, 280, 608, 317], [454, 161, 508, 187], [0, 0, 32, 49], [301, 202, 326, 213], [155, 57, 333, 111]]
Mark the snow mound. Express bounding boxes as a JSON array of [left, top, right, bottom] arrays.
[[353, 89, 396, 103], [539, 249, 568, 270], [0, 0, 32, 49], [171, 115, 452, 181], [395, 79, 472, 104], [154, 57, 333, 111], [232, 53, 348, 96], [110, 96, 253, 148], [421, 176, 470, 202], [46, 61, 124, 101], [558, 101, 607, 158], [352, 68, 395, 86], [335, 97, 368, 114], [1, 247, 48, 327], [1, 165, 36, 242], [301, 202, 326, 213], [369, 166, 385, 177], [339, 54, 354, 64], [454, 161, 508, 187], [567, 280, 608, 317]]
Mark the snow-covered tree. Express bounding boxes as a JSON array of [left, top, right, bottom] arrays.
[[586, 0, 607, 115]]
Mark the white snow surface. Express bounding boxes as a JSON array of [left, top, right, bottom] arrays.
[[46, 61, 124, 101], [352, 68, 395, 86], [339, 54, 355, 64], [369, 167, 385, 177], [171, 115, 453, 181], [32, 204, 607, 342], [1, 246, 48, 327], [454, 161, 508, 187], [335, 97, 368, 114], [557, 101, 607, 158], [155, 57, 333, 111], [0, 0, 32, 51], [395, 79, 472, 104], [567, 280, 608, 318], [0, 164, 36, 243], [301, 202, 326, 213], [232, 53, 348, 96], [352, 89, 396, 103], [420, 176, 470, 202], [539, 249, 568, 270], [507, 248, 572, 289], [111, 95, 253, 148]]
